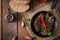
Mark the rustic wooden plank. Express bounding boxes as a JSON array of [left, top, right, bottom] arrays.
[[0, 0, 1, 40], [2, 0, 17, 40], [18, 13, 31, 40]]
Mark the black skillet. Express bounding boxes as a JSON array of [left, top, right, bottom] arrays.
[[5, 0, 14, 23], [31, 0, 58, 37]]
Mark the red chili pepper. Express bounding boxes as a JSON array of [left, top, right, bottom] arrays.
[[40, 0, 46, 3], [41, 16, 46, 29]]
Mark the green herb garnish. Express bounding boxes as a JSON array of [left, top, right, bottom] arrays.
[[48, 31, 52, 36], [25, 18, 31, 24]]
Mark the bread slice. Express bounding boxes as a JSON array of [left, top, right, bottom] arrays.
[[11, 0, 30, 5], [9, 1, 29, 12]]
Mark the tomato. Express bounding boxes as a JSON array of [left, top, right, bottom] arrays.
[[40, 0, 46, 3]]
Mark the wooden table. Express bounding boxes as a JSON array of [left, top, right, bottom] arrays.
[[1, 0, 60, 40], [0, 0, 1, 40], [2, 0, 17, 40]]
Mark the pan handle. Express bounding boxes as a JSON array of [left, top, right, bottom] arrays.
[[51, 0, 58, 10]]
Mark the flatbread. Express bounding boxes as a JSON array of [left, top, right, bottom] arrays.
[[9, 1, 29, 12], [11, 0, 30, 5]]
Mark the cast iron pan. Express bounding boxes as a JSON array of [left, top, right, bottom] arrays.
[[31, 11, 56, 37], [31, 0, 58, 37]]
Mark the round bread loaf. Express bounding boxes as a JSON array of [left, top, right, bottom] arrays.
[[11, 0, 30, 5], [9, 1, 29, 12]]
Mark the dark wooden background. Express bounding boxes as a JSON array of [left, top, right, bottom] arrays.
[[0, 0, 1, 40]]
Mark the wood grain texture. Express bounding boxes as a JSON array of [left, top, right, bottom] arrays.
[[2, 0, 17, 40], [0, 0, 1, 40], [18, 13, 31, 40]]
